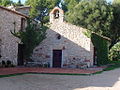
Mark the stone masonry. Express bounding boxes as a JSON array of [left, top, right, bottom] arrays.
[[32, 7, 94, 68], [0, 6, 27, 65]]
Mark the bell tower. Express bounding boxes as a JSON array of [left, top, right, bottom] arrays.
[[50, 7, 64, 23]]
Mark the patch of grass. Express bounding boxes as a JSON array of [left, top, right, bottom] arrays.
[[0, 73, 27, 78], [103, 61, 120, 71], [0, 72, 92, 78], [104, 64, 120, 71], [31, 72, 91, 76], [92, 71, 103, 75], [88, 61, 120, 75]]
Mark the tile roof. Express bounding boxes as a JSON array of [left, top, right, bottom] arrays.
[[0, 6, 29, 18]]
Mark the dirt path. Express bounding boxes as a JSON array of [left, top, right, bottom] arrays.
[[0, 68, 120, 90]]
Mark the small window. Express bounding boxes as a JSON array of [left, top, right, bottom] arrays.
[[21, 18, 26, 31], [56, 34, 61, 40], [54, 10, 59, 19]]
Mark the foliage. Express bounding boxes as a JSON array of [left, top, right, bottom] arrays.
[[0, 0, 13, 6], [109, 1, 120, 47], [113, 0, 120, 4], [91, 33, 110, 65], [11, 19, 47, 60], [61, 0, 81, 12], [25, 0, 61, 24], [83, 30, 91, 38], [0, 0, 24, 7], [94, 61, 120, 74], [109, 42, 120, 61], [66, 0, 113, 37], [14, 0, 23, 6], [104, 61, 120, 71]]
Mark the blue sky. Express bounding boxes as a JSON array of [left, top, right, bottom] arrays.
[[107, 0, 113, 2], [12, 0, 113, 4], [12, 0, 26, 3]]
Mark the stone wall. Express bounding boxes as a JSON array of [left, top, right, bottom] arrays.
[[32, 21, 94, 68], [0, 8, 26, 65]]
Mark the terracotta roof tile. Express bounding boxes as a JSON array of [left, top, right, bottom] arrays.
[[0, 6, 29, 18]]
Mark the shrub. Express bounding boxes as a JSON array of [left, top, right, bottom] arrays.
[[109, 42, 120, 61], [91, 33, 110, 65]]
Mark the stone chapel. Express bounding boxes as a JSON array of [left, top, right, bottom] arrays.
[[32, 7, 94, 68]]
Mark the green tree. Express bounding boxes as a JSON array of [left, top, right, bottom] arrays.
[[61, 0, 81, 12], [0, 0, 13, 6], [0, 0, 2, 4], [113, 0, 120, 4], [11, 19, 47, 60], [66, 0, 113, 37], [110, 0, 120, 47], [15, 0, 23, 6], [25, 0, 61, 24], [109, 42, 120, 61]]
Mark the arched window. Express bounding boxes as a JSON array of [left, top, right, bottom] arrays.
[[54, 10, 59, 19]]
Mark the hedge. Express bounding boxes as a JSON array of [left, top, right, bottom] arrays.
[[91, 33, 110, 66], [109, 42, 120, 61]]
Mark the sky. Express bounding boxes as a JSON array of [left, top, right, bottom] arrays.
[[12, 0, 113, 4], [12, 0, 26, 4]]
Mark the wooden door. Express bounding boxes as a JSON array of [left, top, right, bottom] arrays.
[[53, 50, 62, 68], [18, 44, 24, 66]]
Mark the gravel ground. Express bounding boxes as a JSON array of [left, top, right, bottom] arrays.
[[0, 68, 120, 90]]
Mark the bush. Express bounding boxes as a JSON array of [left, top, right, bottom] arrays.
[[91, 33, 110, 65], [109, 42, 120, 61]]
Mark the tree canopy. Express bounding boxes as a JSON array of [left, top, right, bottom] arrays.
[[66, 0, 113, 37], [113, 0, 120, 4], [110, 0, 120, 46], [0, 0, 13, 6], [109, 42, 120, 61], [25, 0, 61, 24], [14, 0, 23, 6], [61, 0, 81, 12]]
